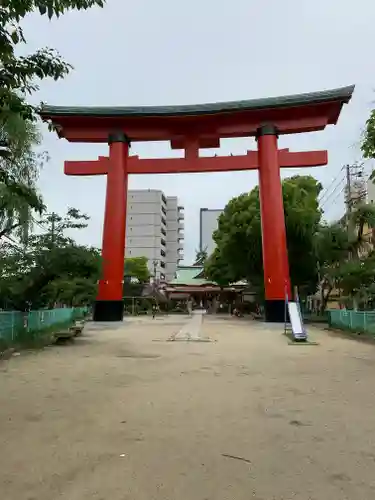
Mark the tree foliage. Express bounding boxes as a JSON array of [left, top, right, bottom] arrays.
[[0, 208, 101, 310], [205, 173, 375, 311], [0, 0, 105, 121], [123, 257, 150, 297], [205, 247, 236, 287], [361, 109, 375, 160], [0, 114, 45, 240], [205, 176, 323, 293], [124, 257, 150, 283]]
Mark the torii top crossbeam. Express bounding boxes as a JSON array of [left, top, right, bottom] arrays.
[[40, 85, 354, 144]]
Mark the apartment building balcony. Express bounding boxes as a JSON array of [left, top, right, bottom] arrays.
[[178, 212, 184, 221], [178, 221, 184, 230]]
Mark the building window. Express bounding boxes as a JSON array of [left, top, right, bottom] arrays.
[[160, 273, 165, 280], [161, 238, 166, 246], [161, 217, 166, 226], [161, 227, 166, 236], [162, 194, 167, 205], [161, 206, 166, 215], [160, 249, 166, 257], [160, 261, 166, 268]]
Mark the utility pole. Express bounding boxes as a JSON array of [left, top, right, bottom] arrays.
[[344, 164, 353, 241], [345, 164, 352, 217], [345, 162, 366, 215], [345, 162, 366, 260]]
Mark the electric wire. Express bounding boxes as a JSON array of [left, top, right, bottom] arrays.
[[318, 170, 345, 204], [320, 178, 346, 209]]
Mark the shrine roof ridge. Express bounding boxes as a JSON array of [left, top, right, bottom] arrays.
[[40, 85, 354, 118]]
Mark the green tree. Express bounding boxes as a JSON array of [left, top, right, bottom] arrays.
[[0, 0, 105, 121], [334, 255, 375, 310], [0, 207, 101, 310], [347, 203, 375, 257], [124, 257, 150, 283], [362, 110, 375, 160], [206, 175, 323, 293], [31, 208, 90, 250], [314, 223, 349, 312], [0, 114, 45, 240], [123, 257, 150, 297], [205, 247, 236, 286]]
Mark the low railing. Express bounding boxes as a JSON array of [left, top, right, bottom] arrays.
[[0, 307, 88, 348], [327, 309, 375, 335]]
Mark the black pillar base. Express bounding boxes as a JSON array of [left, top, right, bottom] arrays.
[[93, 300, 124, 322], [265, 299, 287, 323]]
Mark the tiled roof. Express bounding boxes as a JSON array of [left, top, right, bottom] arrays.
[[40, 86, 354, 119], [169, 266, 216, 286]]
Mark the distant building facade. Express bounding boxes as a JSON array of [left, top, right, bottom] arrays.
[[199, 208, 223, 255], [126, 190, 184, 282]]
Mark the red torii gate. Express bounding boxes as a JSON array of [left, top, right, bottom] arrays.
[[40, 85, 354, 322]]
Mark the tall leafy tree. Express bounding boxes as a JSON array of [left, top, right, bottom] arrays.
[[123, 257, 150, 297], [314, 223, 349, 311], [206, 176, 323, 294], [204, 247, 236, 287], [124, 257, 150, 283], [347, 203, 375, 258], [0, 0, 105, 121], [0, 207, 101, 310], [362, 110, 375, 160], [0, 114, 45, 240]]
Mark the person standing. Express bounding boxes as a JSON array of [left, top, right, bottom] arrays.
[[152, 303, 158, 319]]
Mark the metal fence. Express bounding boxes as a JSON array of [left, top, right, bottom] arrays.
[[0, 307, 87, 345], [328, 309, 375, 335]]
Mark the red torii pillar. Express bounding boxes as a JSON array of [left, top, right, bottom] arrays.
[[66, 142, 327, 322], [257, 125, 291, 320], [94, 132, 130, 321]]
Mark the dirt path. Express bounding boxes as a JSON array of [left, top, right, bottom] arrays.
[[1, 316, 375, 499]]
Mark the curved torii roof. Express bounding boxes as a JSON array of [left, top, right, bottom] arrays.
[[40, 85, 354, 143]]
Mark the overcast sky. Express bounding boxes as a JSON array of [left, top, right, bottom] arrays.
[[23, 0, 375, 263]]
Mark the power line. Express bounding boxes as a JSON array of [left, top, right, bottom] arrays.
[[319, 170, 345, 204], [320, 178, 346, 209]]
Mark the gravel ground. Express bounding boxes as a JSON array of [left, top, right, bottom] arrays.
[[1, 315, 375, 499]]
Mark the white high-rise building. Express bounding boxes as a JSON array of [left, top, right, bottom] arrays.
[[165, 196, 184, 281], [199, 208, 223, 255], [126, 190, 184, 282]]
